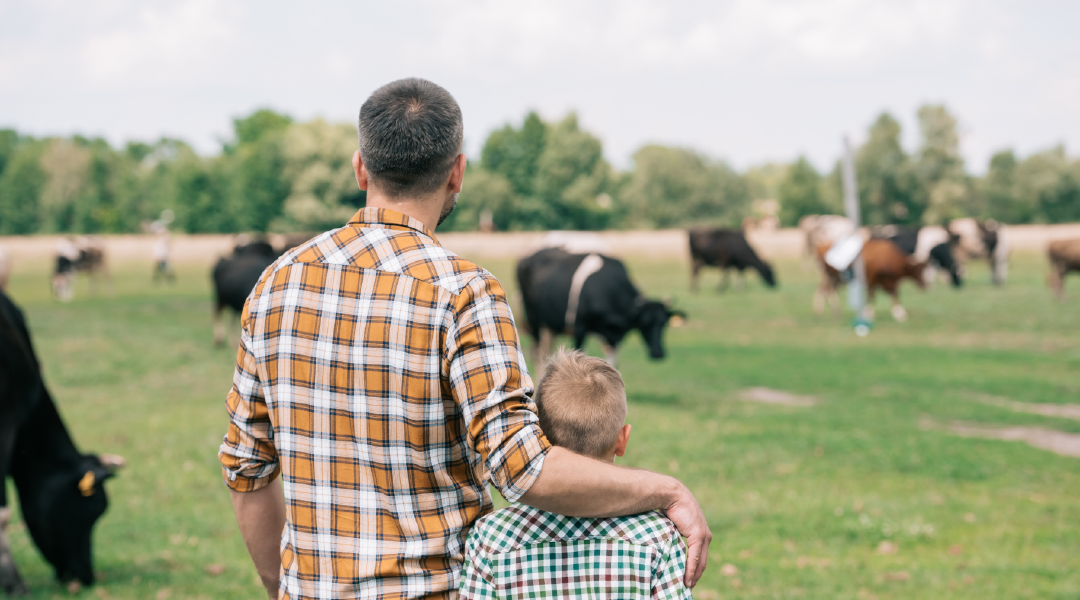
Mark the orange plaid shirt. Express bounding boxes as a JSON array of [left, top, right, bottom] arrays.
[[218, 208, 550, 600]]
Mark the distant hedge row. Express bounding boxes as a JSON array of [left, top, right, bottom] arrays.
[[1, 105, 1077, 235]]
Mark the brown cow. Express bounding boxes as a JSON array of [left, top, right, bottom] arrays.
[[1048, 238, 1080, 299], [816, 238, 927, 322]]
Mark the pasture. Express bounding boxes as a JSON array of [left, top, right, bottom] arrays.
[[3, 248, 1078, 600]]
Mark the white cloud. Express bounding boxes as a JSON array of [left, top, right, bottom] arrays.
[[414, 0, 968, 70], [82, 0, 241, 84]]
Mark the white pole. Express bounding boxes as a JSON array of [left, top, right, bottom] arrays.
[[841, 136, 870, 334]]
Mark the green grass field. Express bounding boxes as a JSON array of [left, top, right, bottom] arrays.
[[4, 250, 1078, 599]]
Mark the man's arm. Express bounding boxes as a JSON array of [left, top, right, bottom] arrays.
[[518, 447, 711, 588], [230, 482, 286, 599], [447, 273, 711, 587], [219, 298, 284, 599]]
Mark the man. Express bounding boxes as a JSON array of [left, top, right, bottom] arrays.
[[219, 78, 711, 600]]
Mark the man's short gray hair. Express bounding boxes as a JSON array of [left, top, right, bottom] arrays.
[[535, 349, 627, 459], [358, 78, 463, 198]]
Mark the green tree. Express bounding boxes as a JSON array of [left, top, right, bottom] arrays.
[[978, 150, 1031, 223], [532, 114, 614, 230], [0, 139, 47, 234], [439, 166, 520, 232], [273, 119, 363, 231], [778, 157, 836, 226], [1016, 146, 1080, 223], [915, 104, 968, 224], [480, 111, 547, 198], [622, 145, 750, 229], [856, 113, 921, 225]]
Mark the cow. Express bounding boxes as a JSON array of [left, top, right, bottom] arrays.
[[871, 225, 962, 287], [516, 247, 684, 379], [211, 241, 283, 348], [799, 215, 854, 267], [815, 238, 927, 322], [1048, 238, 1080, 299], [948, 218, 1009, 285], [1, 290, 123, 595], [52, 238, 110, 302], [688, 228, 776, 292]]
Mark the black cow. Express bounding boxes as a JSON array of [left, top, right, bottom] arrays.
[[211, 242, 284, 348], [871, 225, 962, 288], [516, 248, 684, 374], [688, 228, 776, 291], [1, 290, 122, 595]]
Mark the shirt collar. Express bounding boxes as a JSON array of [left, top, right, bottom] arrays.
[[346, 207, 442, 246]]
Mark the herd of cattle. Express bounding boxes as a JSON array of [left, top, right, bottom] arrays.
[[1, 217, 1080, 594]]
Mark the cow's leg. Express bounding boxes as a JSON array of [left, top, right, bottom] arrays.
[[690, 259, 703, 292], [737, 268, 746, 290], [534, 328, 554, 382], [213, 302, 226, 347], [600, 342, 618, 367], [229, 310, 241, 350], [1049, 264, 1065, 299], [812, 277, 827, 314], [881, 281, 906, 322], [0, 506, 29, 597], [0, 431, 29, 597], [717, 269, 731, 293]]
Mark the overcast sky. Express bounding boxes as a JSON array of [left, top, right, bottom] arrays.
[[1, 0, 1077, 173]]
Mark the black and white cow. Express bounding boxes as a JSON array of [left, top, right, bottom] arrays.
[[688, 228, 777, 291], [516, 247, 684, 376], [948, 218, 1010, 285], [872, 225, 962, 287], [211, 241, 285, 347], [1, 290, 122, 595]]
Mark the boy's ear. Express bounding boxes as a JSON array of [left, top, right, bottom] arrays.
[[614, 424, 632, 458]]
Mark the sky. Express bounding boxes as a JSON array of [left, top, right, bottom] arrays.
[[1, 0, 1078, 173]]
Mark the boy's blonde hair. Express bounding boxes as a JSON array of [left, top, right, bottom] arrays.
[[534, 348, 627, 458]]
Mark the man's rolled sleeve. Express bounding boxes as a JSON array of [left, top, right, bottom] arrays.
[[218, 324, 280, 492], [446, 272, 550, 503]]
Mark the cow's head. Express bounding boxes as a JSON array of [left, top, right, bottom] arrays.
[[906, 259, 929, 290], [633, 299, 686, 360], [759, 263, 777, 288], [29, 454, 123, 586]]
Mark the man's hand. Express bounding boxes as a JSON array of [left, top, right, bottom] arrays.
[[662, 479, 712, 588], [518, 447, 712, 587], [230, 481, 286, 599]]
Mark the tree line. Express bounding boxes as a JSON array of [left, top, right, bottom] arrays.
[[1, 105, 1077, 236]]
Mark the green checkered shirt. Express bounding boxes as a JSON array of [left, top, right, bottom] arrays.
[[460, 504, 691, 599]]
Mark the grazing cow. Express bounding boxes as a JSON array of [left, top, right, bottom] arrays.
[[1048, 238, 1080, 299], [516, 247, 684, 377], [0, 247, 10, 292], [815, 238, 927, 321], [872, 225, 962, 287], [0, 290, 123, 595], [948, 218, 1009, 285], [688, 228, 777, 291], [211, 241, 283, 347], [52, 238, 110, 302], [799, 215, 854, 262]]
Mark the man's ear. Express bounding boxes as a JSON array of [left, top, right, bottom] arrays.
[[448, 153, 467, 194], [353, 150, 369, 191], [614, 424, 632, 457]]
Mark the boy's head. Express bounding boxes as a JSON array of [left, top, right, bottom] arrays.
[[535, 349, 631, 463]]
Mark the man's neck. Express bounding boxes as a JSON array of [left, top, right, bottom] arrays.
[[365, 191, 442, 233]]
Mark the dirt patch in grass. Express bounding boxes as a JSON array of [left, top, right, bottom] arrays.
[[969, 393, 1080, 420], [737, 387, 817, 407], [923, 417, 1080, 459]]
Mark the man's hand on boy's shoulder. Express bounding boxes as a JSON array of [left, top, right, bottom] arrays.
[[662, 478, 712, 588]]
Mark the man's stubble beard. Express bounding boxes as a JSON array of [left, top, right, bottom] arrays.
[[437, 192, 458, 227]]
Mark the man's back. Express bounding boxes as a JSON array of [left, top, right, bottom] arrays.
[[219, 208, 549, 599], [461, 504, 690, 600]]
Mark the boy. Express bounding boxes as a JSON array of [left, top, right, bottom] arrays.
[[460, 349, 692, 599]]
